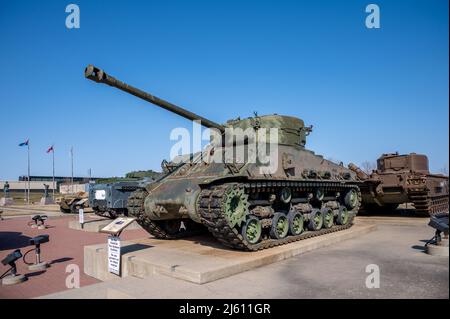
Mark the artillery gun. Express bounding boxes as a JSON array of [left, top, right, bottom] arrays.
[[85, 64, 362, 250], [349, 153, 449, 216], [56, 191, 89, 214]]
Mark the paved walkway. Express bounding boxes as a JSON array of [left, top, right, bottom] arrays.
[[1, 213, 448, 299], [45, 215, 448, 299], [0, 215, 148, 298]]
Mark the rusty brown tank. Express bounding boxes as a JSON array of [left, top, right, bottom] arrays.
[[349, 153, 449, 216]]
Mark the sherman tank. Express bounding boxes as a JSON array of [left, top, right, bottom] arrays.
[[349, 153, 449, 216], [85, 64, 362, 251]]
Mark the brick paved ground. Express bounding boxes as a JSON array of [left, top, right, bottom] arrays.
[[0, 215, 148, 298]]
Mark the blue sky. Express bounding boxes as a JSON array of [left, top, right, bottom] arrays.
[[0, 0, 448, 179]]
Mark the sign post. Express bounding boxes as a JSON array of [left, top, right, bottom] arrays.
[[100, 217, 136, 276], [78, 208, 84, 229], [107, 236, 121, 275]]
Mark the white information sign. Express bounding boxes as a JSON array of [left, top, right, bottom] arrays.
[[100, 217, 136, 236], [95, 190, 106, 200], [79, 208, 84, 224], [108, 236, 121, 275]]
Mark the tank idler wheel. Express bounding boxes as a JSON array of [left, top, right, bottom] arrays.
[[287, 210, 304, 235], [107, 210, 121, 219], [322, 207, 334, 229], [60, 207, 71, 214], [270, 213, 289, 239], [384, 204, 399, 211], [315, 188, 325, 201], [241, 216, 262, 244], [70, 204, 80, 214], [162, 220, 184, 235], [344, 189, 358, 210], [336, 206, 349, 225], [308, 209, 323, 231], [280, 187, 292, 204]]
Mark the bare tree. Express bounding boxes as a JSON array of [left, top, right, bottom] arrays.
[[361, 161, 376, 175], [438, 164, 448, 175]]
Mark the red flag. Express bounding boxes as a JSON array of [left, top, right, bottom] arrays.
[[46, 145, 54, 153]]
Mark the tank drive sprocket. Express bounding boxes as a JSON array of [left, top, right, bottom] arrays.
[[223, 186, 250, 228]]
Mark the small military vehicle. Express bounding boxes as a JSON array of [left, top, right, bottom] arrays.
[[85, 64, 362, 251], [349, 153, 449, 216], [89, 180, 153, 219], [56, 192, 89, 214]]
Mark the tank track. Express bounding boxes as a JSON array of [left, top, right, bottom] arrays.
[[409, 190, 449, 216], [127, 188, 204, 239], [198, 181, 361, 251], [93, 209, 124, 219]]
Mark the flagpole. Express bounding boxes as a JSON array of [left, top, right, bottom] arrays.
[[27, 142, 30, 205], [52, 148, 55, 200], [71, 147, 74, 194]]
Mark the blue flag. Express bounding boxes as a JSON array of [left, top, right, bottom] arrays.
[[19, 139, 29, 147]]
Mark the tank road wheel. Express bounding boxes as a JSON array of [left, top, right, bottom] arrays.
[[288, 211, 304, 235], [322, 208, 334, 229], [344, 189, 358, 210], [336, 206, 349, 225], [280, 187, 292, 204], [161, 220, 184, 235], [270, 213, 289, 239], [107, 210, 121, 219], [59, 207, 71, 214], [70, 203, 81, 214], [241, 216, 262, 244], [315, 188, 325, 201], [223, 187, 249, 228], [308, 209, 323, 231]]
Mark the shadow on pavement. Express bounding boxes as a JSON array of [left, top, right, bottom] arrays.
[[122, 243, 153, 254], [0, 232, 33, 250], [411, 244, 426, 252], [358, 208, 428, 218], [50, 257, 74, 265], [26, 270, 47, 278]]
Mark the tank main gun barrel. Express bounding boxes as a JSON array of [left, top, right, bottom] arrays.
[[348, 163, 370, 180], [84, 65, 225, 133]]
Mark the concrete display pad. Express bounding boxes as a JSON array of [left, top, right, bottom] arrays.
[[0, 197, 14, 206], [39, 197, 54, 205], [68, 215, 142, 232], [426, 239, 449, 257], [2, 274, 27, 286], [0, 205, 62, 218], [84, 221, 376, 284]]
